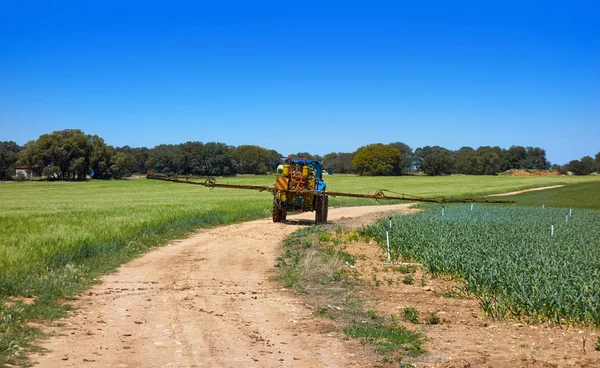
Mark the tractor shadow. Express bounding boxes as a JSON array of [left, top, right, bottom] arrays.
[[282, 219, 319, 226]]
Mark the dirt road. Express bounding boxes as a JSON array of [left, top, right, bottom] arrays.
[[32, 204, 411, 368]]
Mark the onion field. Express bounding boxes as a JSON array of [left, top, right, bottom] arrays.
[[363, 204, 600, 327]]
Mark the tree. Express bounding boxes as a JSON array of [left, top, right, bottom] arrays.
[[352, 144, 400, 176], [454, 146, 481, 175], [200, 142, 236, 176], [323, 152, 355, 174], [234, 145, 281, 174], [42, 165, 61, 179], [35, 132, 70, 179], [18, 129, 95, 179], [580, 156, 594, 175], [525, 147, 550, 170], [18, 140, 45, 174], [389, 142, 413, 174], [290, 152, 315, 159], [0, 141, 21, 180], [504, 146, 528, 170], [179, 142, 206, 175], [89, 135, 116, 178], [144, 142, 237, 176], [564, 156, 594, 175], [116, 146, 148, 174], [146, 144, 181, 174], [475, 146, 503, 175], [110, 151, 135, 178], [414, 146, 455, 176], [594, 152, 600, 173]]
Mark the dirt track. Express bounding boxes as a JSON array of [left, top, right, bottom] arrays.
[[32, 204, 412, 368], [486, 185, 564, 197]]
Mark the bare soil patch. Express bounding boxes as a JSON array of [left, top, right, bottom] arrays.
[[500, 170, 560, 177]]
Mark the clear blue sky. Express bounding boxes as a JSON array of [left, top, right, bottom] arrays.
[[1, 1, 598, 164]]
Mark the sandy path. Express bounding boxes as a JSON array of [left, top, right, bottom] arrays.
[[32, 204, 411, 368], [486, 184, 564, 197]]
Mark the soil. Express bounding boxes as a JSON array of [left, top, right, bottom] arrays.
[[486, 185, 564, 197], [30, 203, 600, 368], [500, 170, 560, 177]]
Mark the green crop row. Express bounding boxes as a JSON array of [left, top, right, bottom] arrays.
[[361, 205, 600, 327]]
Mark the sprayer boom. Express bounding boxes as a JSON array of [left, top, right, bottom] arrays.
[[146, 173, 514, 206]]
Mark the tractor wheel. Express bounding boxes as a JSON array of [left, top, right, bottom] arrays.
[[272, 198, 286, 223], [315, 195, 328, 224]]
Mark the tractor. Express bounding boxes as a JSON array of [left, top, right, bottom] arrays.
[[272, 158, 328, 224]]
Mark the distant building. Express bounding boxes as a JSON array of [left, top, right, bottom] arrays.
[[15, 165, 42, 178]]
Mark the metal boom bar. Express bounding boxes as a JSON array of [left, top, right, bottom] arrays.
[[147, 173, 515, 204]]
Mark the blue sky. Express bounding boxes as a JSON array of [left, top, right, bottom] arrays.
[[1, 1, 598, 164]]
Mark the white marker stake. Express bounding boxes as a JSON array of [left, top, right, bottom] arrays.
[[565, 214, 568, 223], [441, 206, 445, 216], [389, 217, 392, 229], [569, 208, 572, 217], [542, 204, 545, 209], [551, 225, 554, 237], [386, 229, 391, 263], [470, 203, 473, 211]]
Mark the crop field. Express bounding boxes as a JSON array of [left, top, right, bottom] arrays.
[[1, 174, 599, 303], [228, 173, 600, 200], [363, 203, 600, 327], [501, 181, 600, 209], [320, 173, 600, 199]]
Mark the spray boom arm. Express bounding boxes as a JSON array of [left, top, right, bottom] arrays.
[[146, 173, 514, 205]]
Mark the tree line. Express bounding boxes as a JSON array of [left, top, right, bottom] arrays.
[[0, 129, 598, 180]]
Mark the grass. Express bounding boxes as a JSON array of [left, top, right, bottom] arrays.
[[274, 225, 424, 364], [1, 174, 599, 365], [321, 174, 600, 202], [501, 181, 600, 210], [343, 322, 423, 358], [0, 180, 272, 297], [187, 173, 600, 205], [0, 179, 273, 366]]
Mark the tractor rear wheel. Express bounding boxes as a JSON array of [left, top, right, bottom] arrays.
[[315, 195, 328, 224], [272, 197, 286, 223]]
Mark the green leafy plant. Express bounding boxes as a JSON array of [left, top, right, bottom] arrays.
[[372, 274, 382, 287], [402, 275, 414, 285], [424, 311, 441, 325], [402, 307, 419, 324]]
